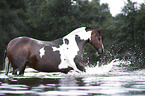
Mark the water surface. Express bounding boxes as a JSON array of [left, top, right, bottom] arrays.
[[0, 59, 145, 96]]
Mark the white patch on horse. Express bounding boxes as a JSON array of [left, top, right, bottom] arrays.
[[66, 27, 92, 41], [39, 47, 45, 58], [52, 27, 92, 71]]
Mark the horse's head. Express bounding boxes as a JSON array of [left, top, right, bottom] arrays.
[[86, 27, 104, 54]]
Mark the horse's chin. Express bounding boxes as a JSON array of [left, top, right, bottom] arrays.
[[96, 50, 104, 56], [93, 46, 104, 55], [98, 51, 103, 54]]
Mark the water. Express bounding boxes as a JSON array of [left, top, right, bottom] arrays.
[[0, 59, 145, 96]]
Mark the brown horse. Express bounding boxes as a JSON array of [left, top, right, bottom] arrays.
[[5, 27, 104, 75]]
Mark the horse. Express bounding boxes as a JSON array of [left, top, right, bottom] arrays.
[[4, 27, 104, 76]]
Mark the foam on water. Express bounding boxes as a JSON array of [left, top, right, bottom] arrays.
[[67, 59, 132, 77], [85, 59, 131, 75]]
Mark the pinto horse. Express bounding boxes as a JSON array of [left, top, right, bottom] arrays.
[[5, 27, 104, 75]]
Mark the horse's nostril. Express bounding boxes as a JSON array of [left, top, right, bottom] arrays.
[[102, 48, 104, 53], [98, 48, 104, 54]]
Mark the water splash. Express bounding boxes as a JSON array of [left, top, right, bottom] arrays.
[[1, 59, 132, 78], [66, 59, 132, 78], [85, 59, 131, 75]]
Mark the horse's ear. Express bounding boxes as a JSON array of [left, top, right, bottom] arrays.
[[97, 28, 102, 31], [97, 28, 102, 34], [85, 27, 92, 31]]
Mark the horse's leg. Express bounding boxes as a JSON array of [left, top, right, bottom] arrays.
[[13, 63, 27, 76], [60, 67, 73, 74], [74, 56, 86, 72], [13, 68, 20, 75], [19, 62, 28, 75], [12, 57, 28, 76], [12, 63, 27, 76]]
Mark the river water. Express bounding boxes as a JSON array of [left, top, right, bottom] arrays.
[[0, 59, 145, 96]]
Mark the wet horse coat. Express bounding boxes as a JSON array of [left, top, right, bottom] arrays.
[[5, 27, 104, 75]]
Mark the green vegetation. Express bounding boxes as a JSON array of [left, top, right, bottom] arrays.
[[0, 0, 144, 70]]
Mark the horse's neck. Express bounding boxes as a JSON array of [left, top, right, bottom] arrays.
[[52, 27, 90, 56], [63, 28, 90, 56], [71, 34, 88, 56], [76, 39, 88, 56], [65, 27, 91, 41]]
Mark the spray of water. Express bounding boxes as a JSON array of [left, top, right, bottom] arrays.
[[85, 59, 131, 75], [0, 59, 132, 78], [66, 59, 132, 78]]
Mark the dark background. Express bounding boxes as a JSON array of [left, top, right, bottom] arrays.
[[0, 0, 144, 70]]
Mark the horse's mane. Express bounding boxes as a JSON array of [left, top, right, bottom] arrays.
[[65, 27, 86, 38]]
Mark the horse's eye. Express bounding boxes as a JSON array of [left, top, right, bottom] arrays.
[[98, 37, 101, 41]]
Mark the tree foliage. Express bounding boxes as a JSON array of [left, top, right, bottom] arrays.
[[0, 0, 144, 69], [100, 0, 145, 69]]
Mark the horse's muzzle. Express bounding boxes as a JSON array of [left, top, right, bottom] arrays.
[[98, 47, 104, 54]]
